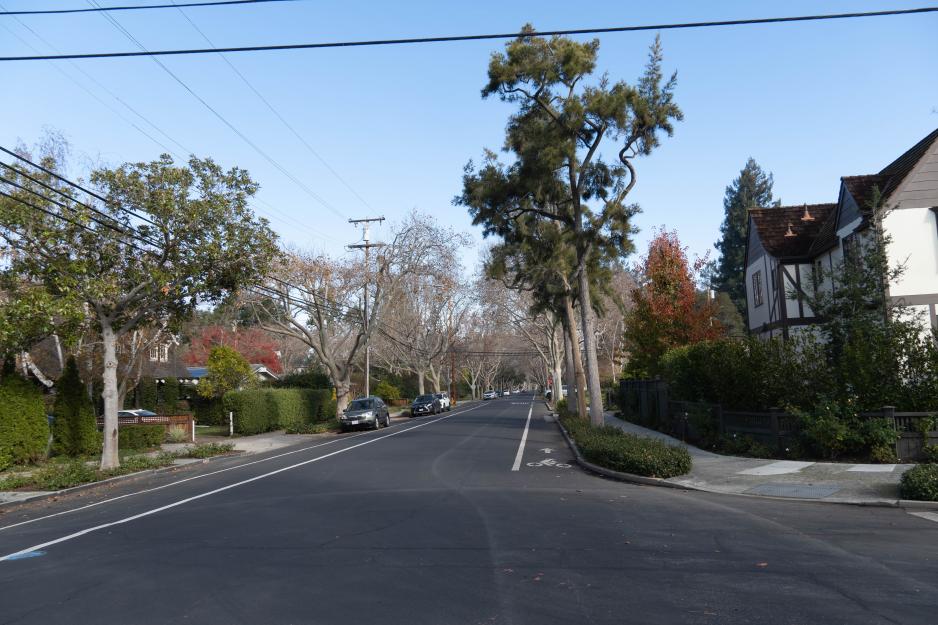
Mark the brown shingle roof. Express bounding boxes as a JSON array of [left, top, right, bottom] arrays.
[[750, 203, 837, 259], [841, 127, 938, 209]]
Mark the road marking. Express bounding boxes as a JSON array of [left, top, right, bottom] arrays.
[[737, 461, 814, 476], [846, 464, 897, 472], [0, 403, 482, 534], [908, 511, 938, 524], [539, 448, 554, 454], [526, 458, 571, 469], [0, 403, 483, 562], [511, 403, 534, 472]]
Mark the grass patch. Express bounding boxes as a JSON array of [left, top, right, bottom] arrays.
[[285, 420, 341, 434], [0, 454, 178, 491], [560, 415, 692, 479], [196, 425, 233, 437], [179, 442, 236, 459]]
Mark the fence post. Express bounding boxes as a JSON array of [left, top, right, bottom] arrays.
[[190, 417, 196, 443], [229, 411, 234, 438], [658, 380, 669, 429], [883, 406, 897, 460], [770, 408, 781, 454]]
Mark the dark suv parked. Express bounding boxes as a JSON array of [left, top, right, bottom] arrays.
[[410, 394, 442, 417]]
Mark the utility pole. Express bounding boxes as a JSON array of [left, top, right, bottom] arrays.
[[348, 216, 385, 398]]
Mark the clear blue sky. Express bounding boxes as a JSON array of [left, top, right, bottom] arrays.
[[1, 0, 936, 273]]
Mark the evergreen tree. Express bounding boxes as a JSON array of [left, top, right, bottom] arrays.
[[714, 158, 776, 318], [52, 356, 98, 456]]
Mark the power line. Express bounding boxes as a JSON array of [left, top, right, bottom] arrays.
[[1, 7, 934, 61], [88, 0, 347, 220], [1, 0, 296, 16], [0, 189, 147, 253], [171, 2, 374, 212], [0, 163, 162, 247], [0, 11, 184, 158], [0, 145, 159, 226]]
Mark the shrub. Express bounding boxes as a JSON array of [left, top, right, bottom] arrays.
[[274, 368, 331, 389], [0, 373, 50, 470], [285, 421, 340, 434], [161, 377, 180, 412], [224, 388, 334, 435], [118, 424, 165, 450], [555, 398, 570, 417], [138, 377, 158, 411], [899, 464, 938, 501], [199, 345, 254, 399], [373, 380, 401, 403], [560, 416, 691, 478], [922, 445, 938, 463], [719, 434, 775, 459], [165, 425, 189, 443], [52, 357, 98, 457]]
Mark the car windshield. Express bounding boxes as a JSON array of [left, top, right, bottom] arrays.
[[415, 395, 434, 402], [434, 393, 444, 398], [348, 399, 373, 410]]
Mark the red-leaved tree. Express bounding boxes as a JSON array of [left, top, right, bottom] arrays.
[[184, 326, 282, 374], [624, 228, 722, 377]]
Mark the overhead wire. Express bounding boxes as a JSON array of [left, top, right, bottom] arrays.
[[170, 1, 374, 211], [87, 0, 347, 222], [0, 0, 297, 16], [1, 7, 934, 61]]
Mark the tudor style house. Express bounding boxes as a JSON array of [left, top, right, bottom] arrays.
[[745, 128, 938, 340]]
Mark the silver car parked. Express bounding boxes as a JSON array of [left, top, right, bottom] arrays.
[[340, 396, 391, 431]]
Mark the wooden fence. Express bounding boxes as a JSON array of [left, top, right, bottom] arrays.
[[96, 414, 195, 442], [618, 379, 937, 461]]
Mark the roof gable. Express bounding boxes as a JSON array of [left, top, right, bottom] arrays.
[[749, 203, 837, 259]]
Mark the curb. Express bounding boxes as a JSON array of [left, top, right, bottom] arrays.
[[553, 418, 935, 510], [0, 451, 242, 510]]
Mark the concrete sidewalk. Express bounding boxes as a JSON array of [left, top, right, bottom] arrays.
[[603, 413, 915, 505]]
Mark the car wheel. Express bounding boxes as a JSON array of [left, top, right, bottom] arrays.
[[373, 417, 381, 430], [385, 413, 391, 427]]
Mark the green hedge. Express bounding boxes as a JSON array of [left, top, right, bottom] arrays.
[[561, 416, 691, 479], [0, 374, 50, 470], [161, 377, 180, 412], [52, 357, 98, 457], [899, 464, 938, 501], [119, 424, 165, 450], [224, 388, 335, 435], [191, 395, 226, 425]]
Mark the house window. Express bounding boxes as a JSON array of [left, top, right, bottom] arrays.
[[149, 344, 169, 363], [843, 232, 861, 267], [752, 271, 764, 307]]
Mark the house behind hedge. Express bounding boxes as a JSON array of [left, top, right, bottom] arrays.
[[745, 127, 938, 340]]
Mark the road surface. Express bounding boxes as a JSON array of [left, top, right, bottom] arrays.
[[1, 394, 936, 624]]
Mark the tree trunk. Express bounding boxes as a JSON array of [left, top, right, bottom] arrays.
[[416, 369, 426, 395], [100, 321, 120, 470], [577, 268, 604, 425], [551, 324, 564, 403], [335, 373, 353, 415], [562, 295, 588, 420]]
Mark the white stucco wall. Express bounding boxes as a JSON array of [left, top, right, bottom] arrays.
[[884, 207, 938, 297], [746, 256, 772, 331]]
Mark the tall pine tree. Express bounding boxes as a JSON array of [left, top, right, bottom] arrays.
[[714, 158, 776, 318]]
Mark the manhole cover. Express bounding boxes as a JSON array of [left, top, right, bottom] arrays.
[[745, 483, 841, 499]]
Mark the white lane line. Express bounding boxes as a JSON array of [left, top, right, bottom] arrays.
[[511, 403, 534, 472], [0, 403, 481, 534], [737, 461, 814, 476], [0, 404, 482, 561], [908, 511, 938, 524]]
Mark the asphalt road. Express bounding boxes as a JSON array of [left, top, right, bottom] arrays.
[[1, 394, 937, 624]]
